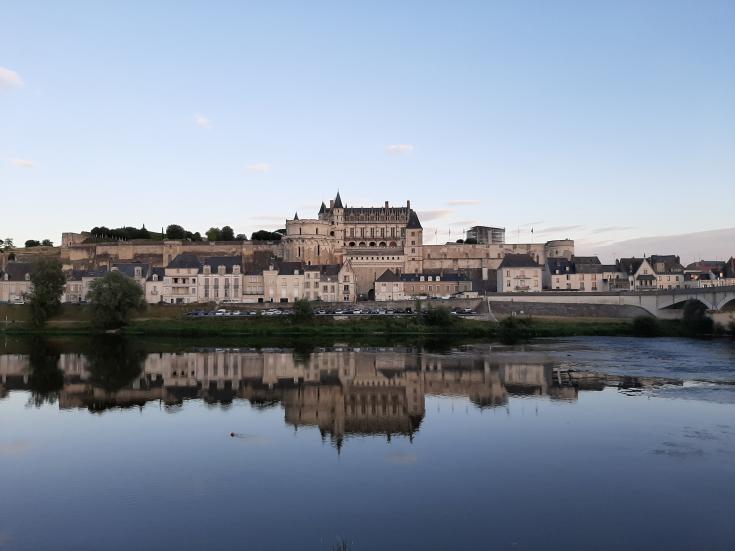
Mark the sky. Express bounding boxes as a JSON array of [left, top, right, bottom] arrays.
[[2, 1, 734, 263]]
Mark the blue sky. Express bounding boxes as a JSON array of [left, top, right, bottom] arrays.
[[2, 1, 734, 259]]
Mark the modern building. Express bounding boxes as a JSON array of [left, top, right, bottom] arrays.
[[466, 226, 505, 245]]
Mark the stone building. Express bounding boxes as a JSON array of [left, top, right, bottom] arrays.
[[0, 263, 32, 303], [374, 270, 472, 301], [497, 254, 543, 292]]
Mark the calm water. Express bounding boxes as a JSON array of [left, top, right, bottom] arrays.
[[1, 337, 734, 550]]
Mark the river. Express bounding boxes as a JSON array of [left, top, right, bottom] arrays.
[[1, 336, 734, 550]]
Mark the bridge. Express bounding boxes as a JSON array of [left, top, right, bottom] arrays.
[[486, 286, 735, 319]]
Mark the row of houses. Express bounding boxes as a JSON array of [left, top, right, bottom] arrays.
[[500, 254, 735, 293], [2, 253, 734, 305]]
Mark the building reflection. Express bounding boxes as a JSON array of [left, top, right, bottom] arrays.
[[0, 346, 673, 446]]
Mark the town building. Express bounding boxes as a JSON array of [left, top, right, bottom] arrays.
[[374, 270, 472, 301], [497, 254, 542, 292], [0, 263, 32, 303]]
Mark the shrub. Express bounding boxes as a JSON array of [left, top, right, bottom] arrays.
[[632, 315, 659, 337], [292, 298, 314, 322], [497, 316, 535, 344], [681, 299, 714, 337], [422, 306, 454, 327]]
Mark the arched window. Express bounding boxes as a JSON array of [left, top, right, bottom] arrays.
[[389, 241, 397, 247], [369, 242, 376, 247], [379, 241, 386, 247], [359, 241, 366, 247], [349, 242, 356, 247], [330, 231, 335, 236]]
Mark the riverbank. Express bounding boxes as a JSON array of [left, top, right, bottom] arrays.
[[0, 314, 692, 340]]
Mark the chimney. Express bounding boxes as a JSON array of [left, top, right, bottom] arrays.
[[330, 200, 334, 208], [407, 200, 411, 210], [385, 201, 389, 209]]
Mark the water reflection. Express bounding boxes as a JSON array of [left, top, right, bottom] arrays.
[[1, 341, 679, 445]]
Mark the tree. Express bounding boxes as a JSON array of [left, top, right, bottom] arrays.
[[3, 237, 14, 250], [85, 336, 145, 393], [220, 226, 235, 241], [27, 338, 63, 407], [251, 230, 282, 241], [41, 239, 53, 247], [464, 238, 478, 245], [235, 233, 248, 241], [455, 239, 464, 243], [206, 227, 222, 241], [423, 306, 454, 327], [165, 224, 187, 240], [682, 299, 713, 336], [292, 298, 313, 321], [28, 258, 67, 327], [87, 271, 146, 329], [25, 240, 41, 248]]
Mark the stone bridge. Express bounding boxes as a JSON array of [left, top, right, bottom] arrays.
[[486, 286, 735, 319]]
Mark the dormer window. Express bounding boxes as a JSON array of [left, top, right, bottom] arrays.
[[218, 265, 225, 275], [420, 276, 425, 282], [153, 274, 158, 282], [25, 274, 30, 281], [233, 266, 240, 275], [134, 267, 142, 277], [203, 265, 211, 275], [436, 276, 441, 282]]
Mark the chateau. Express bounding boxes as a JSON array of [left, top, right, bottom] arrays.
[[7, 191, 727, 305]]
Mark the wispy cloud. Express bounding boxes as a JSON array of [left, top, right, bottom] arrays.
[[10, 158, 34, 168], [386, 144, 414, 155], [451, 220, 477, 227], [0, 67, 23, 90], [447, 199, 480, 206], [418, 209, 453, 221], [194, 114, 212, 129], [247, 163, 272, 173], [535, 224, 584, 234], [252, 214, 283, 221], [591, 226, 635, 234]]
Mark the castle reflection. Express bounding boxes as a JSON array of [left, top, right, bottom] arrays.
[[0, 344, 669, 446]]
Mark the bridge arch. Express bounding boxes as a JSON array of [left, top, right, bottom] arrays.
[[662, 296, 717, 311], [715, 293, 735, 311]]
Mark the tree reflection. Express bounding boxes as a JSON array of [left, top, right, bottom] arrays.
[[85, 336, 145, 393], [27, 338, 64, 407]]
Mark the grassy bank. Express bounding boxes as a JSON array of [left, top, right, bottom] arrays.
[[0, 314, 665, 339]]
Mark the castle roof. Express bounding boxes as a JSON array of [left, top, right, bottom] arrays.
[[334, 191, 343, 209], [376, 269, 401, 282], [406, 210, 422, 229], [168, 253, 201, 269]]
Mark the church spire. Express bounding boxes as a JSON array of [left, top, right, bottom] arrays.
[[294, 212, 299, 220]]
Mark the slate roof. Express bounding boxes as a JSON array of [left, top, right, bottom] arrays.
[[168, 253, 201, 269], [67, 267, 108, 281], [376, 269, 401, 283], [334, 191, 343, 208], [546, 257, 574, 274], [201, 256, 242, 274], [572, 256, 601, 265], [112, 262, 150, 278], [649, 254, 683, 274], [400, 272, 468, 282], [618, 258, 644, 275], [147, 267, 165, 281], [499, 254, 540, 268], [2, 262, 32, 280], [636, 274, 656, 281], [318, 202, 327, 214], [272, 261, 304, 275], [575, 264, 619, 274], [406, 210, 423, 229]]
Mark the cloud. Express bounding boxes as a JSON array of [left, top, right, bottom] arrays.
[[575, 227, 735, 265], [386, 144, 414, 155], [591, 226, 635, 234], [417, 209, 453, 221], [447, 199, 480, 206], [535, 225, 584, 234], [252, 214, 283, 221], [10, 158, 34, 168], [247, 163, 272, 173], [194, 114, 212, 129], [0, 67, 23, 90], [451, 220, 477, 227]]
